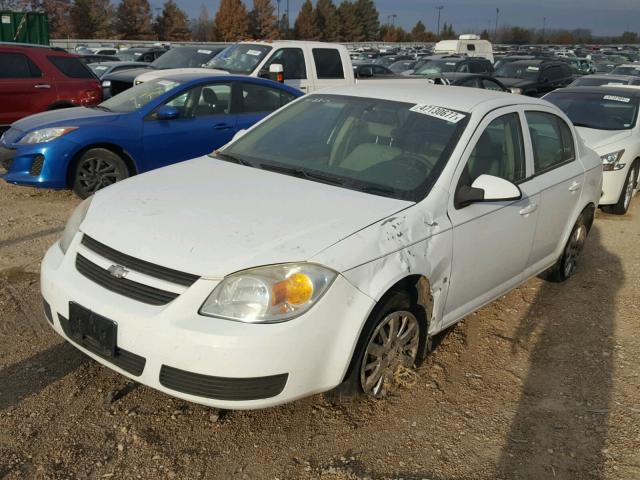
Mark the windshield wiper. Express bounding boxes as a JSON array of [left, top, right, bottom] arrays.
[[572, 122, 594, 128], [257, 163, 346, 186], [358, 185, 399, 198], [211, 151, 254, 167], [91, 105, 112, 112]]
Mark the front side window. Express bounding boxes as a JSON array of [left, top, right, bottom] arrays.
[[48, 56, 94, 79], [465, 113, 526, 184], [526, 111, 575, 173], [221, 95, 469, 201], [265, 48, 307, 80], [482, 78, 504, 91], [192, 83, 232, 117], [312, 48, 344, 79]]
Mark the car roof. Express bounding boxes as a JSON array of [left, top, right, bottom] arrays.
[[154, 72, 303, 93], [316, 80, 546, 112], [550, 86, 640, 97], [580, 74, 637, 81], [88, 61, 147, 67], [0, 42, 69, 53]]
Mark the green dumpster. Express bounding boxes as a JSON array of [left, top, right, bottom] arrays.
[[0, 11, 49, 45]]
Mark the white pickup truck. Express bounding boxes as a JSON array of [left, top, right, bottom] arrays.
[[134, 41, 356, 93]]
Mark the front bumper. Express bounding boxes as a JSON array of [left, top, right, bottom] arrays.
[[41, 237, 375, 409], [1, 137, 77, 188], [600, 166, 629, 205]]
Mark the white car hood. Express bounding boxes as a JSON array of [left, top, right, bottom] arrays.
[[81, 158, 412, 278], [576, 127, 632, 152], [135, 68, 229, 83]]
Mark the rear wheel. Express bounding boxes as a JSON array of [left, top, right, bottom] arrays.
[[72, 148, 129, 198], [546, 213, 588, 283], [602, 163, 637, 215]]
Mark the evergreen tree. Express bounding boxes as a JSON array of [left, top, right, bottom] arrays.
[[314, 0, 339, 42], [337, 1, 362, 41], [154, 0, 191, 40], [411, 20, 427, 42], [116, 0, 154, 39], [71, 0, 113, 38], [354, 0, 379, 40], [294, 0, 319, 40], [214, 0, 249, 41], [249, 0, 278, 39]]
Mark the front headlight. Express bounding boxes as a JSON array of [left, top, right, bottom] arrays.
[[59, 196, 93, 254], [19, 127, 78, 144], [509, 87, 523, 94], [200, 264, 337, 323], [600, 149, 625, 171]]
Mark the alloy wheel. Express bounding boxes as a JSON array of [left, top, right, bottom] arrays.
[[623, 168, 636, 211], [360, 310, 420, 397], [563, 223, 587, 278], [77, 156, 123, 195]]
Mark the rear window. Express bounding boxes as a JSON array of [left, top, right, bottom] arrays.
[[47, 56, 95, 79], [312, 49, 344, 79], [0, 52, 42, 78]]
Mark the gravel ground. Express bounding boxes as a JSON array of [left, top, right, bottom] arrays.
[[0, 181, 638, 480]]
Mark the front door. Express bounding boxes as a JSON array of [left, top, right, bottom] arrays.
[[443, 109, 540, 325], [142, 81, 237, 171]]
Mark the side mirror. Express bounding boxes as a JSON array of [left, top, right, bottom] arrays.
[[156, 105, 179, 120], [269, 63, 284, 83], [455, 174, 521, 208]]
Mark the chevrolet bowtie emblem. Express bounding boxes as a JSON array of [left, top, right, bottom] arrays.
[[107, 264, 129, 279]]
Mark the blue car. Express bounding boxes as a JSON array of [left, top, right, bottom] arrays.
[[0, 73, 302, 197]]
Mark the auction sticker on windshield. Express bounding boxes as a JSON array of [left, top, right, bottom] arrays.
[[410, 104, 467, 123], [198, 49, 212, 54], [247, 50, 262, 56], [604, 95, 631, 103]]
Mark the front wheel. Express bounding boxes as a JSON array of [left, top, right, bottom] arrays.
[[328, 291, 427, 401], [602, 163, 637, 215], [72, 148, 129, 198]]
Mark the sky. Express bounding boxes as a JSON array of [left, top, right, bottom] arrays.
[[157, 0, 640, 37]]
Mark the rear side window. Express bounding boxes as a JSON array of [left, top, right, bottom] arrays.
[[312, 48, 345, 79], [526, 111, 575, 173], [240, 82, 296, 113], [47, 56, 95, 79], [0, 52, 41, 78]]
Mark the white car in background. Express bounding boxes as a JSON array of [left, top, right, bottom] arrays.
[[546, 86, 640, 214], [41, 82, 602, 409]]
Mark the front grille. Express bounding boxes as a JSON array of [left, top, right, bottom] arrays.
[[81, 235, 199, 287], [159, 365, 288, 401], [76, 254, 179, 306], [58, 314, 146, 376], [29, 154, 44, 176], [0, 145, 16, 170]]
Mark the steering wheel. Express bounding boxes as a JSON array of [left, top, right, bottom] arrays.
[[391, 152, 436, 171]]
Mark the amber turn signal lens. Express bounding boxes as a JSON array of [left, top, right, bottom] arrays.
[[272, 273, 314, 306]]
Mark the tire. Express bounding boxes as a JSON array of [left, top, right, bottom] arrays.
[[602, 163, 637, 215], [72, 148, 129, 199], [327, 290, 427, 402], [545, 213, 588, 283]]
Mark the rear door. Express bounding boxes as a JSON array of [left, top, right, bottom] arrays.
[[235, 81, 298, 132], [0, 51, 48, 125], [522, 109, 585, 275], [46, 55, 101, 106], [142, 81, 237, 170], [311, 48, 348, 91]]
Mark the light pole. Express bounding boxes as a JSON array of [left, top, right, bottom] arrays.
[[286, 0, 290, 31], [542, 17, 546, 43], [494, 8, 500, 42], [436, 6, 444, 38], [391, 14, 397, 26], [276, 0, 280, 27]]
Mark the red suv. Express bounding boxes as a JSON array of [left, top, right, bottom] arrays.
[[0, 43, 102, 127]]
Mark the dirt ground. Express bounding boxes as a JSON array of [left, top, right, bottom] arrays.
[[0, 181, 638, 480]]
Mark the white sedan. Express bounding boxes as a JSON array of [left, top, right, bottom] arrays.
[[546, 86, 640, 214], [41, 82, 602, 409]]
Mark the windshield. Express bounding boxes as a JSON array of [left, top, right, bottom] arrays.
[[150, 47, 218, 69], [221, 95, 469, 202], [205, 44, 272, 74], [389, 60, 415, 73], [414, 60, 459, 75], [573, 76, 624, 87], [99, 78, 181, 113], [117, 50, 144, 62], [546, 92, 639, 131], [611, 66, 640, 77], [496, 63, 541, 79]]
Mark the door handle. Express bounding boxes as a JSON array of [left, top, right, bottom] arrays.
[[569, 181, 581, 192], [519, 204, 538, 216], [213, 123, 232, 130], [34, 84, 51, 89]]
